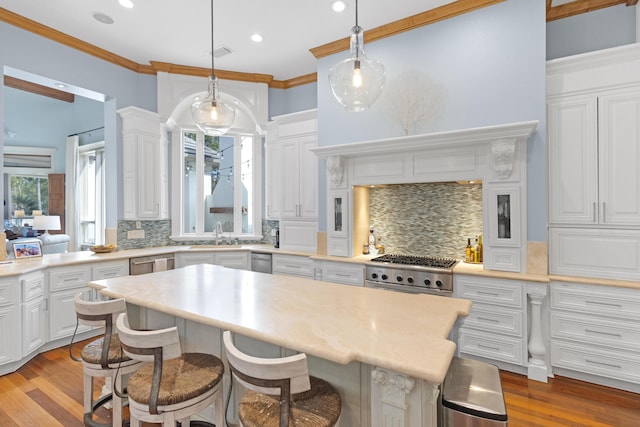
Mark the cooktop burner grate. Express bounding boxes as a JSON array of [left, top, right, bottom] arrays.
[[370, 254, 458, 269]]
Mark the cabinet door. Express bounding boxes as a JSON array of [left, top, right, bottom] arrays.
[[298, 136, 318, 218], [265, 140, 283, 219], [281, 138, 301, 218], [49, 288, 92, 341], [599, 87, 640, 226], [548, 95, 598, 224], [22, 298, 46, 356], [214, 252, 250, 270], [176, 252, 216, 268], [0, 305, 19, 365], [137, 135, 160, 218]]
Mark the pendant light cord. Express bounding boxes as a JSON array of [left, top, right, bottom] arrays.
[[354, 0, 360, 61], [210, 0, 215, 79], [355, 0, 359, 28]]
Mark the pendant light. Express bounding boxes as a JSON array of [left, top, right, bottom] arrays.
[[329, 0, 385, 112], [191, 0, 235, 135]]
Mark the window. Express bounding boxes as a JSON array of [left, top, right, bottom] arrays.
[[177, 129, 260, 239], [6, 175, 48, 221], [77, 143, 105, 247]]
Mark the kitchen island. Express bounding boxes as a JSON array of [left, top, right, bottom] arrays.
[[90, 263, 471, 426]]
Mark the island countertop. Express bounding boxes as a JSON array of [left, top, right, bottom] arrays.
[[90, 263, 471, 384]]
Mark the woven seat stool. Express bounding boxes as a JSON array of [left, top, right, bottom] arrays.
[[115, 313, 224, 427], [72, 293, 141, 427], [223, 330, 342, 427]]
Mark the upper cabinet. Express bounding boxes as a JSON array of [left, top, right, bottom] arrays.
[[548, 87, 640, 226], [547, 44, 640, 280], [118, 106, 168, 220], [266, 110, 318, 221]]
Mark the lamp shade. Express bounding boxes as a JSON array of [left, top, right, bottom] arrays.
[[32, 215, 61, 234]]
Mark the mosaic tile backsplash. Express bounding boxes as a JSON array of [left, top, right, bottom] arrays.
[[116, 219, 277, 249], [368, 182, 483, 259]]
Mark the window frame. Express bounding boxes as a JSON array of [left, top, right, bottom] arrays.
[[170, 126, 263, 241]]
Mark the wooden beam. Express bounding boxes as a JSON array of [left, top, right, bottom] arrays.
[[4, 75, 75, 103], [310, 0, 505, 59], [546, 0, 632, 22]]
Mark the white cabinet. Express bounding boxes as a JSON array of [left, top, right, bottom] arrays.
[[265, 125, 283, 220], [21, 271, 46, 356], [48, 265, 92, 341], [550, 281, 640, 391], [118, 106, 168, 220], [176, 251, 249, 270], [454, 275, 527, 367], [548, 87, 640, 226], [0, 277, 20, 366], [281, 135, 318, 219], [272, 254, 315, 279], [320, 261, 363, 286]]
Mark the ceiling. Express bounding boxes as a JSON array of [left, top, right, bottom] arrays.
[[0, 0, 637, 86]]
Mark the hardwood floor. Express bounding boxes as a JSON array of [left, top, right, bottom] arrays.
[[0, 342, 639, 426]]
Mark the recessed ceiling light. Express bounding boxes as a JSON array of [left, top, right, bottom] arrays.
[[54, 83, 67, 89], [93, 12, 114, 24], [119, 0, 134, 8], [251, 33, 263, 43], [332, 1, 347, 12]]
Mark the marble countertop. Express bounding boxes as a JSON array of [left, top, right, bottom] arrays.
[[90, 263, 472, 384]]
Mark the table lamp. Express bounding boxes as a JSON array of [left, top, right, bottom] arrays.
[[32, 215, 61, 236]]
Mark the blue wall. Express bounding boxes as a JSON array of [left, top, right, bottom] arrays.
[[547, 4, 636, 60], [317, 0, 547, 241], [0, 21, 157, 227], [269, 82, 318, 118]]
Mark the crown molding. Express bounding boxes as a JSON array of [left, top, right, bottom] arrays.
[[310, 0, 504, 59], [546, 0, 638, 22]]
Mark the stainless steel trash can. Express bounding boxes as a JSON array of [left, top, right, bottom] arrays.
[[441, 357, 508, 426]]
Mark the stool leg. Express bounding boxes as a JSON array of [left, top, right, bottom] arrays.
[[214, 390, 224, 427], [84, 372, 94, 415], [111, 374, 122, 427]]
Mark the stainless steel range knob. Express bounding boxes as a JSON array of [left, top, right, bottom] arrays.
[[424, 279, 431, 286], [407, 277, 414, 284], [371, 273, 378, 279], [396, 276, 403, 282], [436, 280, 443, 287], [381, 274, 388, 280]]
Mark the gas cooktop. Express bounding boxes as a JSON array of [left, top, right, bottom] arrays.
[[370, 254, 458, 270]]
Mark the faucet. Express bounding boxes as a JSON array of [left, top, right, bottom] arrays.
[[215, 221, 223, 244]]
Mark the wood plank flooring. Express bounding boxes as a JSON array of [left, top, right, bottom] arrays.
[[0, 341, 639, 426]]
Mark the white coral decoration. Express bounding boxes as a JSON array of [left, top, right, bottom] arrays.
[[381, 70, 446, 136]]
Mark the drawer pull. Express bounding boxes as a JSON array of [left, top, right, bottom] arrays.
[[478, 343, 500, 352], [284, 264, 300, 269], [335, 273, 351, 277], [585, 329, 622, 338], [585, 300, 622, 308], [586, 359, 622, 370], [477, 316, 500, 323]]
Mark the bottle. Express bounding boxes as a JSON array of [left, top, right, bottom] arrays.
[[368, 226, 376, 253], [473, 237, 480, 263], [465, 238, 472, 263], [477, 233, 483, 263], [363, 243, 369, 255], [274, 228, 280, 248]]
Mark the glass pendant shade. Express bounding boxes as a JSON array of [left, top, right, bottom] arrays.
[[191, 76, 236, 136], [329, 26, 385, 112]]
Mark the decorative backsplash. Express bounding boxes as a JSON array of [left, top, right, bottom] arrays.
[[368, 182, 483, 259], [116, 219, 277, 249]]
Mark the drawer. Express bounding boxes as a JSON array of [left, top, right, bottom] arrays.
[[272, 254, 314, 278], [551, 340, 640, 385], [49, 266, 92, 292], [551, 311, 640, 351], [215, 252, 250, 270], [454, 275, 523, 308], [458, 328, 525, 365], [0, 277, 19, 306], [93, 260, 129, 280], [322, 262, 363, 286], [21, 273, 45, 302], [459, 303, 523, 337], [551, 282, 640, 321]]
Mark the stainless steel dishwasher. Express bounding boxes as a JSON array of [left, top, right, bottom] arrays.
[[250, 252, 272, 274], [129, 253, 176, 275]]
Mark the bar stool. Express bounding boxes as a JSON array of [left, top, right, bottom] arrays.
[[72, 293, 141, 427], [222, 330, 342, 427], [115, 313, 224, 427]]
